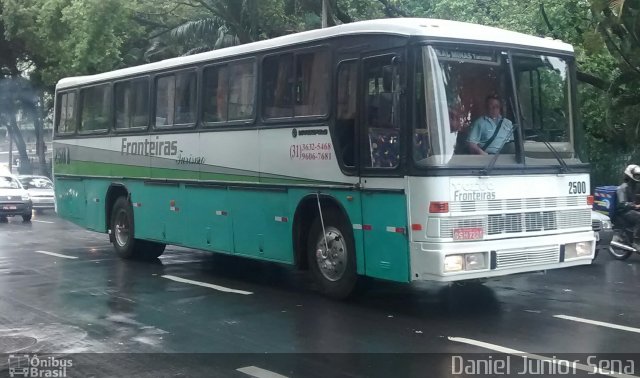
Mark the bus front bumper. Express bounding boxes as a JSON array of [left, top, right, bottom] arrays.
[[410, 231, 595, 282]]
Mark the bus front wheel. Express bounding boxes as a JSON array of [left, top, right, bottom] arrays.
[[110, 197, 165, 260], [307, 209, 357, 299]]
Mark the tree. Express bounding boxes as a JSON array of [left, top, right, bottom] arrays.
[[0, 3, 33, 173], [2, 0, 145, 88]]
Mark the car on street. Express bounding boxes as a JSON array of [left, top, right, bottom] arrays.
[[592, 210, 613, 258], [18, 175, 55, 213], [0, 175, 32, 222]]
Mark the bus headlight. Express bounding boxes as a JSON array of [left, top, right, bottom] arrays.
[[444, 255, 464, 272], [465, 253, 487, 271], [575, 242, 592, 257], [444, 253, 488, 272], [565, 242, 592, 259]]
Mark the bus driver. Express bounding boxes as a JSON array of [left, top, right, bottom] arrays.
[[467, 94, 514, 155]]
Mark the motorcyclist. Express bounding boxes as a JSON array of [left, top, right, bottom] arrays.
[[616, 164, 640, 247]]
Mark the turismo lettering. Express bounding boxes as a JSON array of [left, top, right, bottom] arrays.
[[120, 137, 178, 157], [177, 153, 206, 165]]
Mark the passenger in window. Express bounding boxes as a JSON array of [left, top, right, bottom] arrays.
[[450, 105, 471, 154], [413, 129, 430, 162], [467, 94, 513, 155], [370, 130, 399, 168]]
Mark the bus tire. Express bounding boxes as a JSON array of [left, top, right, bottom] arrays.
[[110, 197, 166, 260], [139, 240, 166, 259], [307, 209, 358, 299], [110, 197, 139, 259]]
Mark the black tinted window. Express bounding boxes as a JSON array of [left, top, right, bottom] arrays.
[[155, 72, 197, 127], [115, 78, 149, 129], [79, 84, 111, 132], [56, 92, 76, 134], [263, 54, 293, 119]]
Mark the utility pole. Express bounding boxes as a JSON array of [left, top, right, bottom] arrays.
[[8, 126, 12, 174], [322, 0, 329, 28]]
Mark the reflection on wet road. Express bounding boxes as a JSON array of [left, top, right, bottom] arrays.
[[1, 212, 639, 376]]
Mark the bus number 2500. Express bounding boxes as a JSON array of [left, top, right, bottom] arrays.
[[568, 181, 587, 194]]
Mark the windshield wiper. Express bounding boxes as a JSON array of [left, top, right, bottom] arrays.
[[511, 102, 570, 172], [537, 133, 569, 172], [480, 123, 516, 176]]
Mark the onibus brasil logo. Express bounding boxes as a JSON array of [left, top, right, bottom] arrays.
[[7, 354, 72, 377]]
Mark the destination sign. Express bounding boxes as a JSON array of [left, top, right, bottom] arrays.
[[434, 48, 498, 64]]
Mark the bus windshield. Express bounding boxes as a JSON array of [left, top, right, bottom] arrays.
[[413, 45, 577, 168]]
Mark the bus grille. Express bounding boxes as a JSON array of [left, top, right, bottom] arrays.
[[495, 246, 560, 269], [449, 196, 584, 213], [439, 208, 591, 238]]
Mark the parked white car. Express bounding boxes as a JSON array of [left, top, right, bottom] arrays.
[[0, 175, 32, 222], [17, 175, 55, 213]]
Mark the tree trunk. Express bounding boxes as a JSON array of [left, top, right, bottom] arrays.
[[8, 110, 32, 174], [32, 95, 48, 176]]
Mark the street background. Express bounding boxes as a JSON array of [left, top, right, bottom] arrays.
[[0, 213, 638, 377]]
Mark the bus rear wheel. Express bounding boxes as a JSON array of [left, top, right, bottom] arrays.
[[110, 197, 165, 260], [307, 209, 357, 299]]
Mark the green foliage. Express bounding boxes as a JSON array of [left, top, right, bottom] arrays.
[[2, 0, 143, 88]]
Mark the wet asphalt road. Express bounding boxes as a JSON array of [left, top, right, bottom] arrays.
[[0, 213, 640, 377]]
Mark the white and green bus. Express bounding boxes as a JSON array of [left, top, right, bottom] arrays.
[[53, 18, 595, 298]]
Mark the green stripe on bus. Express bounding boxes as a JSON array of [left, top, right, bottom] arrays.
[[55, 161, 328, 185]]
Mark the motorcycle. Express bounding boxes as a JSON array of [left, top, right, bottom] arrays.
[[608, 216, 640, 260]]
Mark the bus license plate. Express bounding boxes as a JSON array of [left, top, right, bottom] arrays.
[[453, 227, 484, 240], [2, 206, 17, 210]]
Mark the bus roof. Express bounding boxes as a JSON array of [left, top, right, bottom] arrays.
[[56, 18, 573, 90]]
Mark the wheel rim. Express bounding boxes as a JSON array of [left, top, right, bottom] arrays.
[[114, 209, 130, 247], [314, 226, 348, 282]]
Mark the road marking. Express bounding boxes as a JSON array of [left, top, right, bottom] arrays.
[[161, 275, 253, 295], [236, 366, 288, 378], [554, 314, 640, 334], [448, 337, 639, 378], [34, 250, 78, 259], [32, 220, 55, 224]]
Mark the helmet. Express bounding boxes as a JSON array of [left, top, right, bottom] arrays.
[[624, 164, 640, 182]]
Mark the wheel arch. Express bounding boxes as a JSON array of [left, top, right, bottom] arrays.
[[292, 193, 353, 270], [105, 183, 129, 236]]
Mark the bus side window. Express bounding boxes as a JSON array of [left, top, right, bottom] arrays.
[[79, 84, 110, 132], [336, 61, 357, 168], [56, 92, 76, 134], [263, 54, 294, 119], [363, 56, 400, 168], [295, 50, 329, 117], [155, 75, 175, 126], [115, 78, 149, 130], [175, 72, 197, 125], [203, 60, 255, 124], [203, 65, 229, 123], [228, 61, 255, 121], [155, 72, 196, 127]]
